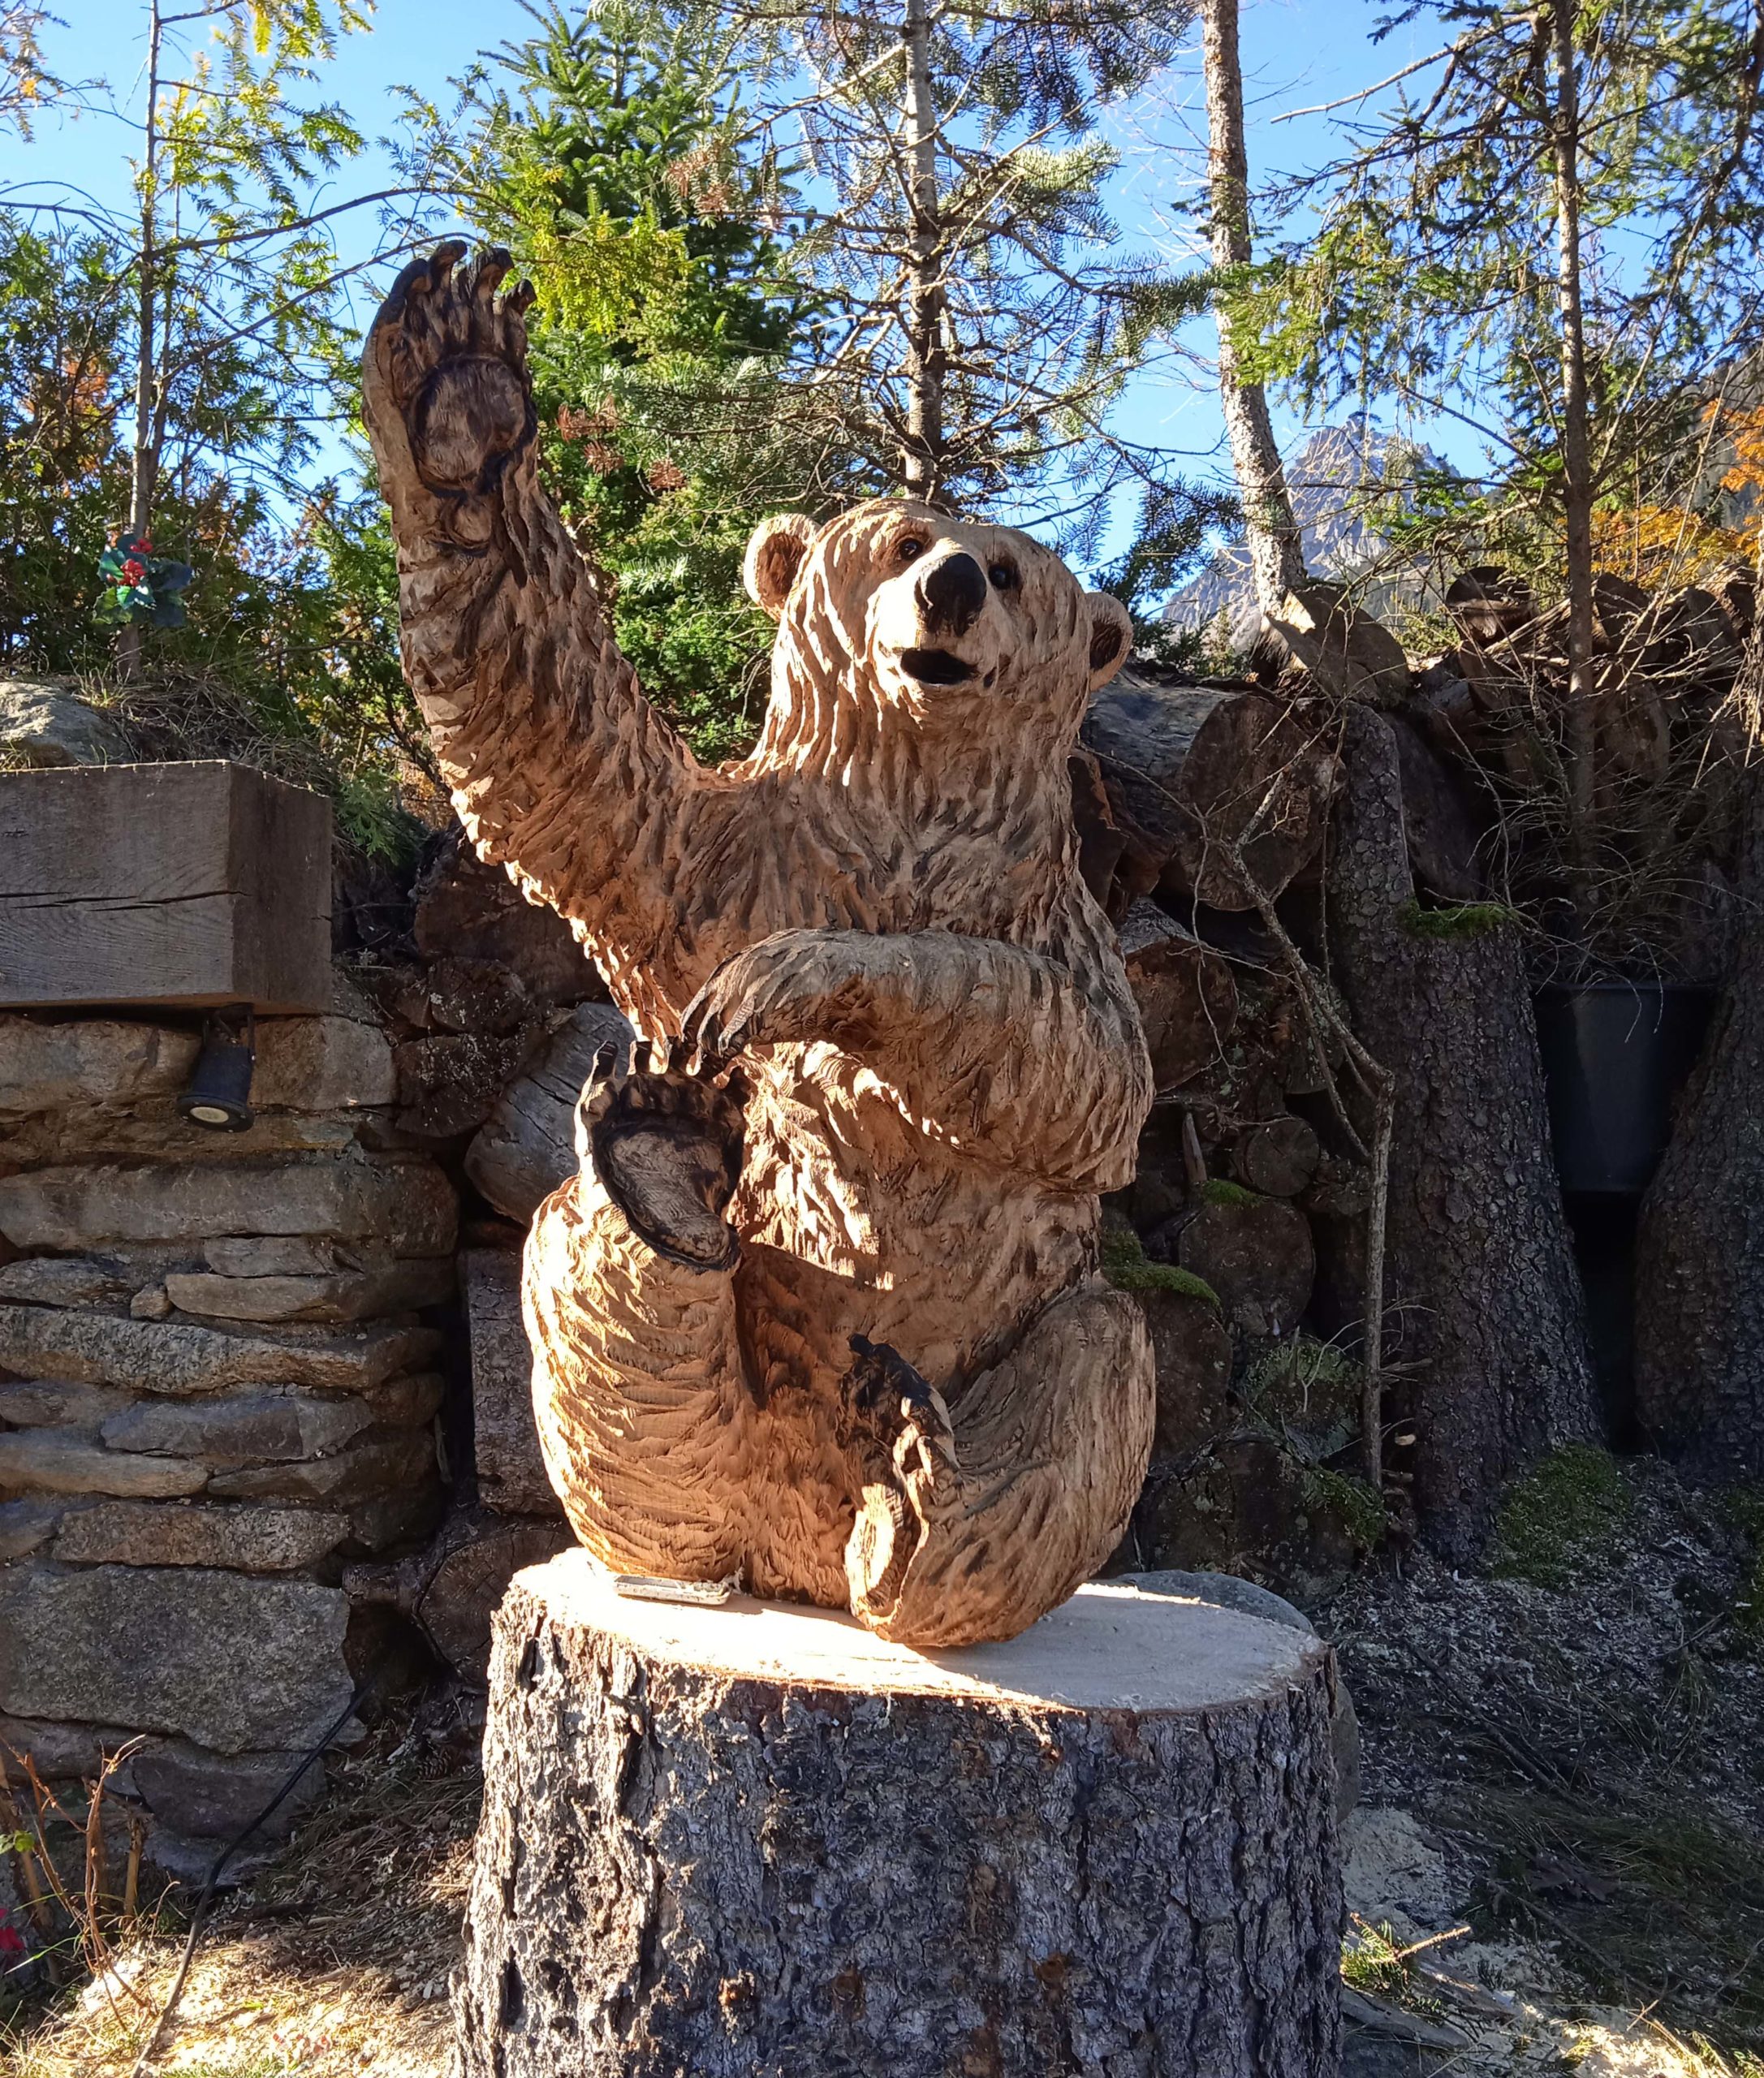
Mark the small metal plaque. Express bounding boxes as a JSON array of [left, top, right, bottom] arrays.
[[612, 1572, 741, 1606]]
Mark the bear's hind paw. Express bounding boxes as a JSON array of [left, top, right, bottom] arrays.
[[840, 1334, 960, 1497]]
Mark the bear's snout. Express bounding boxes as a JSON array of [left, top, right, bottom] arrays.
[[916, 551, 990, 638]]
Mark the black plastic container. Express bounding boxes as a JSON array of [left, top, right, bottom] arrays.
[[1534, 981, 1714, 1197]]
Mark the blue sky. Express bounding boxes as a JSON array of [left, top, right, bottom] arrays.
[[6, 0, 1464, 557]]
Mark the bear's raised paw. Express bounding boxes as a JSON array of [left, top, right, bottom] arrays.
[[364, 242, 537, 509]]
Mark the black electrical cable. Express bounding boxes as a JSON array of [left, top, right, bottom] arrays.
[[127, 1662, 389, 2078]]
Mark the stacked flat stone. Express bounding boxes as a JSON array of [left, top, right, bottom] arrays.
[[0, 998, 456, 1882]]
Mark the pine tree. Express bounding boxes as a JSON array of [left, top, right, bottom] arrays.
[[720, 0, 1227, 576], [1248, 0, 1764, 890]]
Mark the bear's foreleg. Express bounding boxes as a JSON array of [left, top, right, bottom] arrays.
[[683, 927, 1153, 1194], [842, 1283, 1156, 1648]]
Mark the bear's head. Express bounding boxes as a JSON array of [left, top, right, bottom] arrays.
[[742, 502, 1131, 772]]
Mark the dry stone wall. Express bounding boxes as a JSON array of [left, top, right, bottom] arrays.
[[0, 988, 456, 1882]]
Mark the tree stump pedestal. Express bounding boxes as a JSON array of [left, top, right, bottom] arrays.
[[453, 1554, 1343, 2077]]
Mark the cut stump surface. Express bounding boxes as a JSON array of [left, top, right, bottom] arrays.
[[454, 1553, 1343, 2078]]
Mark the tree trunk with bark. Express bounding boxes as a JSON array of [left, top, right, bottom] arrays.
[[901, 0, 948, 502], [1544, 0, 1599, 890], [1328, 709, 1598, 1554], [454, 1554, 1343, 2078], [1634, 761, 1764, 1477], [1200, 0, 1305, 612]]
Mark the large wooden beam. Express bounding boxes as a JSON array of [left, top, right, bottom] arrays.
[[0, 761, 332, 1013]]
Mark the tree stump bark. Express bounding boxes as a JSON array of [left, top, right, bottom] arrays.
[[454, 1554, 1343, 2078]]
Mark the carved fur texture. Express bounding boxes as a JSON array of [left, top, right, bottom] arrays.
[[363, 244, 1156, 1645]]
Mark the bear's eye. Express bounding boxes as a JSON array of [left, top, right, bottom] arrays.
[[988, 562, 1018, 591], [895, 537, 925, 565]]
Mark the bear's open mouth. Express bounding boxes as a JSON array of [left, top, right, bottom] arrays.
[[899, 648, 975, 686]]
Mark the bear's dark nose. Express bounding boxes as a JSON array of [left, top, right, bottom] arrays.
[[916, 551, 989, 637]]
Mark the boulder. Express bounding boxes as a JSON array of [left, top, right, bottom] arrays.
[[54, 1499, 350, 1571], [202, 1235, 337, 1277], [0, 1304, 438, 1393], [345, 1482, 446, 1554], [0, 1153, 456, 1253], [163, 1257, 454, 1325], [143, 1826, 282, 1890], [360, 1370, 445, 1426], [0, 1016, 197, 1113], [252, 1014, 396, 1111], [205, 1427, 437, 1504], [0, 681, 133, 768], [0, 1563, 353, 1752], [464, 1248, 559, 1517], [0, 1714, 138, 1780], [0, 1255, 133, 1307], [0, 1429, 208, 1498], [1, 1106, 364, 1168], [99, 1387, 380, 1464]]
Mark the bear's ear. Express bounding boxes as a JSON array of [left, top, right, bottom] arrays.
[[744, 512, 818, 619], [1084, 592, 1132, 692]]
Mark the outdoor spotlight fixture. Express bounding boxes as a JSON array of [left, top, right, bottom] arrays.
[[177, 1007, 257, 1132]]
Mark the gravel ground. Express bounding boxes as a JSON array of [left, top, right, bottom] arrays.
[[5, 1454, 1759, 2077], [1319, 1455, 1764, 2074]]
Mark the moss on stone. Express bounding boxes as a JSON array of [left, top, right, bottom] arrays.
[[1398, 898, 1520, 941], [1492, 1444, 1632, 1589], [1100, 1228, 1220, 1308], [1200, 1176, 1261, 1209]]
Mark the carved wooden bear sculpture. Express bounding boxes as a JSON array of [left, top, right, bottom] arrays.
[[364, 244, 1156, 1646]]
